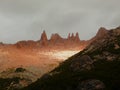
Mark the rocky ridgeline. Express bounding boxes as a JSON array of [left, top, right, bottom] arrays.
[[14, 31, 89, 51], [1, 27, 110, 51], [42, 27, 113, 51], [39, 31, 82, 50]]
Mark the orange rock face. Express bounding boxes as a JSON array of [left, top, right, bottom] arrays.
[[13, 31, 88, 51], [0, 31, 90, 73], [40, 30, 48, 46]]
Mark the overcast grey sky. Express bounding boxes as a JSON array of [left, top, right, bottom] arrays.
[[0, 0, 120, 43]]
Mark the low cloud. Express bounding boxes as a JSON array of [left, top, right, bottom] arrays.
[[0, 0, 120, 43]]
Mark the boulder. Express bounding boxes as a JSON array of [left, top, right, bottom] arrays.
[[70, 55, 93, 71]]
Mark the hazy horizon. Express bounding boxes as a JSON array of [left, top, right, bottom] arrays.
[[0, 0, 120, 43]]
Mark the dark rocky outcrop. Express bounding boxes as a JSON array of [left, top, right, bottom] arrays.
[[77, 79, 105, 90], [70, 55, 93, 71], [15, 67, 26, 73]]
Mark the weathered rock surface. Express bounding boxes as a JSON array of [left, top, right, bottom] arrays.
[[70, 55, 93, 71], [77, 79, 105, 90]]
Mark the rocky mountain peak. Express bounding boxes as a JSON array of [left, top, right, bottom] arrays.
[[89, 27, 109, 46], [50, 33, 62, 41], [85, 27, 120, 56], [95, 27, 108, 38]]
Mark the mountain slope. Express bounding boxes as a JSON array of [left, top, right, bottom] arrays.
[[0, 31, 89, 90], [23, 27, 120, 90]]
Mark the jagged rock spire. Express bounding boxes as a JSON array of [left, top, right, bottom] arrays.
[[76, 32, 79, 37], [68, 33, 71, 39], [40, 30, 48, 41], [75, 32, 80, 41], [67, 32, 80, 42], [40, 30, 48, 45], [71, 33, 74, 38]]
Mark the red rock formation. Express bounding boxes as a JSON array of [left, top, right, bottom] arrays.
[[50, 33, 62, 41], [49, 33, 64, 49], [86, 27, 109, 50], [15, 40, 36, 49], [67, 33, 71, 39], [9, 30, 89, 51], [40, 30, 48, 46], [1, 27, 112, 51], [89, 27, 108, 43], [71, 33, 75, 40], [95, 27, 108, 38], [75, 32, 80, 42]]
